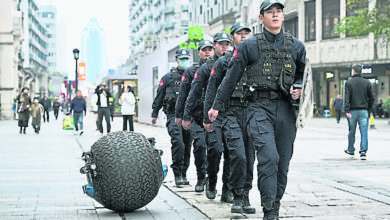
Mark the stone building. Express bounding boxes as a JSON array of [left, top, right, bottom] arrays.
[[0, 0, 24, 119]]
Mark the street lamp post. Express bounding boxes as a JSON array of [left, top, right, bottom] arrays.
[[73, 48, 80, 92]]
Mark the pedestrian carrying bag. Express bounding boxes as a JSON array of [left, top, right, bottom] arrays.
[[63, 115, 75, 130]]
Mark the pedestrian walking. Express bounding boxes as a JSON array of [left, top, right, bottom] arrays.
[[120, 85, 136, 131], [16, 87, 32, 134], [333, 95, 343, 124], [209, 0, 307, 218], [151, 49, 193, 187], [91, 86, 99, 130], [53, 97, 61, 120], [175, 40, 214, 187], [344, 64, 375, 160], [183, 32, 231, 193], [40, 93, 51, 123], [30, 97, 44, 134], [96, 82, 112, 136], [204, 22, 255, 212], [70, 90, 87, 135]]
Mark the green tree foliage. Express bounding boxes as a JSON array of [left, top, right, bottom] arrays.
[[382, 98, 390, 114], [335, 0, 390, 40]]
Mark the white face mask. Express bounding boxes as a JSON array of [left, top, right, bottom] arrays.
[[179, 59, 190, 69]]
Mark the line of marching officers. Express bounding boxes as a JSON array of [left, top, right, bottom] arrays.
[[151, 1, 306, 219]]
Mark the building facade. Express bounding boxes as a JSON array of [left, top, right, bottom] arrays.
[[128, 0, 189, 70], [37, 5, 57, 75], [20, 0, 49, 97], [188, 0, 249, 35], [0, 0, 24, 119]]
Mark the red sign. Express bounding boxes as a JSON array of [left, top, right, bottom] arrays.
[[78, 62, 86, 80]]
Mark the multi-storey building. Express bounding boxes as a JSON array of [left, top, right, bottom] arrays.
[[128, 0, 189, 69], [80, 18, 108, 84], [37, 4, 57, 74], [20, 0, 49, 96], [243, 0, 390, 111], [188, 0, 249, 35], [0, 0, 24, 119]]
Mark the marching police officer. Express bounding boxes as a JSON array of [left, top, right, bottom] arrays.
[[175, 40, 214, 186], [151, 49, 193, 186], [182, 32, 231, 193], [204, 22, 255, 213], [209, 1, 307, 219]]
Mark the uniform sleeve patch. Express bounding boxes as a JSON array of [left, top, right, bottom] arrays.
[[181, 74, 186, 82], [232, 48, 238, 59], [194, 71, 199, 80], [210, 67, 215, 76], [159, 80, 164, 87]]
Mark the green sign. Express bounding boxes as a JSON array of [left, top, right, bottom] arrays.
[[180, 26, 204, 49]]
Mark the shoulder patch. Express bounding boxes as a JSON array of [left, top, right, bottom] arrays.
[[210, 67, 215, 76], [232, 48, 238, 59], [181, 74, 186, 82], [194, 71, 199, 80], [159, 80, 164, 87]]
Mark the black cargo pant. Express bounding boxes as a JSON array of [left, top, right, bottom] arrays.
[[246, 98, 296, 205], [206, 113, 230, 187], [166, 114, 192, 176], [190, 118, 207, 178], [222, 106, 255, 191], [98, 107, 111, 133]]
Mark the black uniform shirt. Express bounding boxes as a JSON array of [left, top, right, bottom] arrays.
[[213, 28, 306, 111], [203, 54, 230, 124], [152, 68, 185, 118], [175, 60, 205, 119], [183, 54, 219, 121]]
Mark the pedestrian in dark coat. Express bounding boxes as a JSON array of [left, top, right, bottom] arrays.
[[53, 97, 61, 120], [70, 90, 87, 135], [16, 87, 32, 134], [333, 95, 343, 123], [40, 93, 51, 123]]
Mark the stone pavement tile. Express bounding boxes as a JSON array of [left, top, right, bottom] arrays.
[[95, 208, 122, 219], [77, 209, 99, 220], [123, 208, 154, 220]]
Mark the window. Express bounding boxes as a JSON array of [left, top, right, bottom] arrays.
[[305, 1, 316, 41], [200, 5, 202, 14], [211, 8, 213, 19], [284, 17, 298, 38], [346, 0, 368, 37], [322, 0, 340, 39], [153, 67, 159, 99]]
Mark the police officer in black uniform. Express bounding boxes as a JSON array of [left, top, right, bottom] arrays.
[[175, 40, 214, 186], [205, 22, 255, 213], [209, 1, 306, 219], [151, 49, 193, 186], [182, 32, 231, 193]]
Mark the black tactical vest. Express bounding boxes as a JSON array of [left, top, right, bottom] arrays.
[[163, 68, 182, 113], [242, 32, 296, 95]]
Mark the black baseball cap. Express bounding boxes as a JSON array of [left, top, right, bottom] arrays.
[[230, 22, 251, 34], [213, 32, 231, 43], [176, 49, 190, 59], [198, 40, 214, 50], [260, 0, 284, 13]]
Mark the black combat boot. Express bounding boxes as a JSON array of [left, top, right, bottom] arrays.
[[195, 174, 207, 192], [205, 179, 217, 199], [262, 201, 278, 220], [174, 172, 184, 186], [220, 184, 234, 203], [182, 170, 190, 185], [23, 127, 26, 134], [242, 190, 256, 214], [19, 127, 22, 134], [231, 189, 243, 213]]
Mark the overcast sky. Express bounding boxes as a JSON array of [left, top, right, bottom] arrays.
[[37, 0, 130, 74]]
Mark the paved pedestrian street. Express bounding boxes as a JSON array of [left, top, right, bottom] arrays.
[[1, 113, 390, 219]]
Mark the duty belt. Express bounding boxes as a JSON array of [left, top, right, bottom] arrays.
[[248, 90, 282, 101], [229, 98, 248, 107]]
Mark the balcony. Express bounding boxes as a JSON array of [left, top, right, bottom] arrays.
[[164, 7, 174, 15]]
